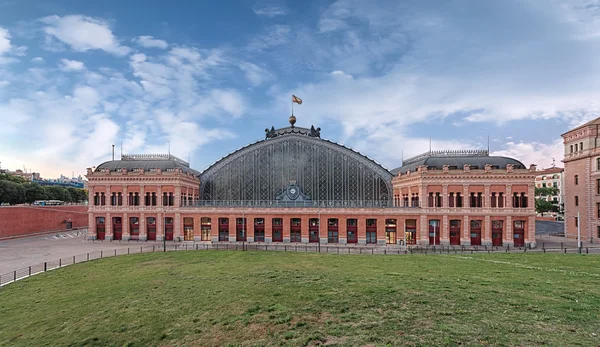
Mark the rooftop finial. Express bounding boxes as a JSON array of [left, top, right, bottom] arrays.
[[289, 114, 296, 127]]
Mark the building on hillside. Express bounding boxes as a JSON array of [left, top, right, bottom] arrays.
[[86, 117, 537, 248], [1, 169, 40, 181], [561, 117, 600, 242], [33, 174, 86, 189], [534, 167, 564, 219]]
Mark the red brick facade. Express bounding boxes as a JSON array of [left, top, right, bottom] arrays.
[[0, 205, 88, 239], [87, 160, 537, 247], [562, 117, 600, 242]]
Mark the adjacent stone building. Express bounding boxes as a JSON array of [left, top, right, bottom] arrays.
[[562, 117, 600, 242], [87, 118, 537, 247]]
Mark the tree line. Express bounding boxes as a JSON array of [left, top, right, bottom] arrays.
[[534, 186, 562, 217], [0, 174, 88, 205]]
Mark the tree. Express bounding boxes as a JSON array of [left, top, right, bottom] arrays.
[[0, 180, 26, 204], [535, 199, 555, 216], [534, 187, 559, 198], [24, 183, 47, 203]]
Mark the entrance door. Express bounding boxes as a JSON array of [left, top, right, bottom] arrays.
[[129, 217, 140, 240], [470, 220, 482, 246], [347, 219, 358, 243], [449, 220, 461, 245], [113, 217, 122, 240], [327, 219, 339, 243], [96, 217, 105, 240], [309, 218, 319, 243], [147, 217, 157, 241], [386, 219, 397, 244], [290, 218, 301, 242], [164, 217, 174, 241], [429, 220, 440, 245], [492, 220, 503, 246], [513, 220, 525, 247], [183, 217, 194, 241]]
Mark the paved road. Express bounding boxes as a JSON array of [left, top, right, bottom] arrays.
[[535, 220, 564, 235], [0, 231, 161, 275]]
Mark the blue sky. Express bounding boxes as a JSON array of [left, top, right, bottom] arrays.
[[0, 0, 599, 178]]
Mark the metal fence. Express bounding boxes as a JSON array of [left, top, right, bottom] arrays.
[[1, 242, 599, 287]]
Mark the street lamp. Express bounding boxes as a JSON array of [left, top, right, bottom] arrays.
[[576, 212, 581, 254], [163, 209, 166, 253], [318, 209, 321, 253]]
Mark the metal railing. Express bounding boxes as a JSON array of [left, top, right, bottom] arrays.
[[179, 200, 417, 208], [2, 242, 598, 287]]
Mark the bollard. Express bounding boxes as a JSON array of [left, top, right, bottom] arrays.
[[196, 244, 198, 251], [73, 255, 76, 264], [101, 251, 103, 258], [141, 246, 143, 253], [154, 246, 156, 252], [29, 266, 31, 276], [14, 271, 16, 282], [384, 249, 387, 255], [128, 248, 130, 254], [564, 248, 567, 254], [186, 244, 188, 251], [284, 245, 287, 251], [561, 242, 563, 250], [586, 247, 589, 254], [45, 262, 47, 271], [87, 253, 89, 261], [59, 259, 62, 267]]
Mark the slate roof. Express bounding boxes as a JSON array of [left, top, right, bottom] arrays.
[[95, 154, 201, 176], [391, 150, 526, 175]]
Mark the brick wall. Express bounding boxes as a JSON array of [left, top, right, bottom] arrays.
[[0, 205, 88, 239]]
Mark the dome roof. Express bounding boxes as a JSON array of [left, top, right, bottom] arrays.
[[95, 154, 200, 176], [200, 123, 393, 204], [391, 150, 526, 175]]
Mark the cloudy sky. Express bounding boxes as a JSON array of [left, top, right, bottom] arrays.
[[0, 0, 598, 178]]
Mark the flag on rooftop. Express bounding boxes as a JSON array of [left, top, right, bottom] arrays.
[[292, 95, 303, 104]]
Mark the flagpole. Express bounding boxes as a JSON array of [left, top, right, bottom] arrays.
[[292, 96, 294, 116]]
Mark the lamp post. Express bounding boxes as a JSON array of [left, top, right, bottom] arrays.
[[163, 210, 166, 253], [577, 212, 581, 254], [242, 209, 245, 251], [318, 209, 321, 253]]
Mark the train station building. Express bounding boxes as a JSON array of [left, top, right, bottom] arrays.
[[86, 117, 537, 247]]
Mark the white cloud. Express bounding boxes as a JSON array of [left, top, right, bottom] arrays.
[[59, 58, 85, 71], [0, 27, 10, 55], [0, 80, 9, 88], [41, 15, 131, 56], [252, 4, 287, 17], [31, 57, 44, 63], [133, 35, 168, 49], [247, 25, 291, 52], [491, 140, 564, 169], [239, 62, 272, 86]]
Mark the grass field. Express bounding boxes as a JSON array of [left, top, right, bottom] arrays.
[[1, 251, 599, 346]]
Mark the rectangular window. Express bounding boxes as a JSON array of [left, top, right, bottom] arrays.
[[272, 218, 282, 226], [597, 203, 600, 219], [449, 193, 455, 208], [575, 175, 579, 185], [580, 142, 583, 150], [570, 145, 573, 153], [575, 217, 578, 227], [575, 196, 579, 206], [498, 193, 504, 208], [366, 219, 376, 227], [456, 193, 463, 207], [597, 179, 600, 194], [366, 231, 377, 244], [597, 158, 600, 170], [597, 226, 600, 239], [491, 193, 497, 208], [553, 182, 558, 188], [201, 217, 211, 241], [542, 183, 546, 188], [575, 143, 578, 151]]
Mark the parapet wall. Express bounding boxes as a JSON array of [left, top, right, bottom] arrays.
[[0, 205, 88, 239]]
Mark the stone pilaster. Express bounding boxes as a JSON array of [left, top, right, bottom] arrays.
[[505, 184, 512, 209], [462, 214, 471, 245], [123, 212, 129, 241], [140, 186, 145, 206], [483, 215, 491, 246], [106, 212, 112, 241], [484, 184, 490, 208], [140, 212, 146, 241], [174, 212, 181, 241], [442, 184, 448, 208], [504, 215, 514, 247]]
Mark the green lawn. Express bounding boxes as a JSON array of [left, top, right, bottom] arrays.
[[1, 252, 599, 346]]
